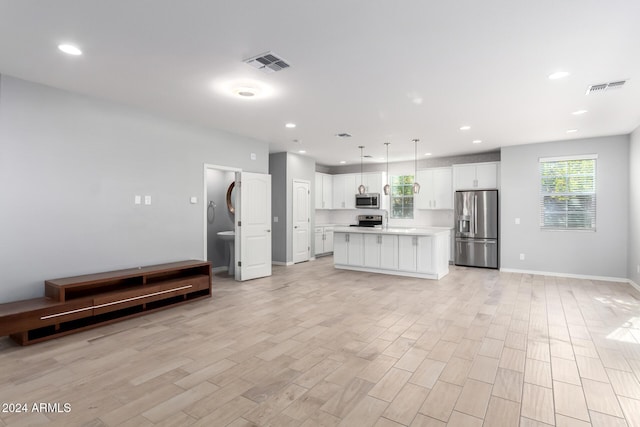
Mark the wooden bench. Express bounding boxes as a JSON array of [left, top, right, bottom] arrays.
[[0, 260, 212, 345]]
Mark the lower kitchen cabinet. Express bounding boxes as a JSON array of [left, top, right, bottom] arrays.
[[335, 229, 450, 279], [314, 226, 334, 256], [333, 232, 363, 266], [363, 234, 398, 269]]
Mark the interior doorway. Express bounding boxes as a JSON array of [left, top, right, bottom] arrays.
[[203, 164, 240, 276]]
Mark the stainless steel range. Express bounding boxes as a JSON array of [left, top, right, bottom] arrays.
[[350, 214, 383, 227]]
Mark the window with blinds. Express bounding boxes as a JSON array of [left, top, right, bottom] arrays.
[[539, 155, 597, 231]]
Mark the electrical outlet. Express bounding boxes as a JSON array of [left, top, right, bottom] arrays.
[[134, 195, 141, 205], [519, 253, 525, 261]]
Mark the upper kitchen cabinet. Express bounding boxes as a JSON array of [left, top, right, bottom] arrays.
[[362, 172, 384, 194], [452, 162, 499, 190], [315, 172, 333, 209], [332, 174, 357, 209], [416, 167, 453, 210]]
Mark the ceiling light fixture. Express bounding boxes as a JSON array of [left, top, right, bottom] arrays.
[[358, 146, 366, 195], [472, 140, 482, 144], [285, 123, 296, 128], [572, 110, 588, 115], [339, 161, 346, 164], [412, 139, 420, 194], [383, 142, 391, 196], [425, 152, 432, 156], [58, 44, 82, 56], [459, 126, 471, 131], [299, 150, 306, 154], [548, 71, 570, 80], [233, 87, 260, 97], [566, 129, 578, 133]]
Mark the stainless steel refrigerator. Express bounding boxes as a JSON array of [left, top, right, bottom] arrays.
[[454, 189, 499, 269]]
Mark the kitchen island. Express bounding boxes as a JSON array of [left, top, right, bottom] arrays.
[[333, 226, 451, 279]]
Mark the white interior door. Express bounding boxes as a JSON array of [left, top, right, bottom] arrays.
[[292, 180, 310, 263], [235, 171, 272, 281]]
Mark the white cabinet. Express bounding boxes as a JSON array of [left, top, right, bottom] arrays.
[[332, 174, 357, 209], [315, 226, 334, 256], [416, 167, 453, 210], [398, 235, 434, 273], [334, 232, 363, 266], [453, 162, 499, 190], [363, 234, 398, 269], [315, 173, 333, 209], [362, 172, 383, 194]]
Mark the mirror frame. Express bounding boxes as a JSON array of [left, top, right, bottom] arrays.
[[226, 182, 235, 214]]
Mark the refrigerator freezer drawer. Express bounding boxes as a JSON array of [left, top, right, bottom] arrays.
[[455, 238, 498, 269]]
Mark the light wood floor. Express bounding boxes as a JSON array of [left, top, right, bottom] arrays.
[[1, 257, 640, 426]]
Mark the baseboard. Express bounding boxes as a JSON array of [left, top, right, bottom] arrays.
[[272, 261, 294, 266], [499, 268, 629, 283], [212, 266, 228, 273], [628, 279, 640, 293]]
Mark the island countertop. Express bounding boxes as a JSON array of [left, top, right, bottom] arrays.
[[333, 226, 451, 236]]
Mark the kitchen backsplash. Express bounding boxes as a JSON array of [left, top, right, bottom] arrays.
[[316, 208, 454, 228]]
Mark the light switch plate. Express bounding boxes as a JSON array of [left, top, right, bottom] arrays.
[[274, 216, 278, 222], [190, 196, 198, 204], [134, 195, 141, 205], [144, 195, 151, 205], [250, 153, 256, 160], [515, 218, 520, 224]]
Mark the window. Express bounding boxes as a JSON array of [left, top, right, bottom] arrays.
[[391, 175, 414, 219], [539, 155, 597, 230]]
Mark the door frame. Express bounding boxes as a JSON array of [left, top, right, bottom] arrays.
[[292, 178, 311, 263], [203, 164, 241, 263]]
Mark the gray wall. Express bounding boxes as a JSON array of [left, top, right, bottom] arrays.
[[0, 75, 268, 303], [501, 135, 629, 279], [629, 126, 640, 285], [206, 169, 235, 269], [269, 152, 316, 263], [269, 153, 287, 263]]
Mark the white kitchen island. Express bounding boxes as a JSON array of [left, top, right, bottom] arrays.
[[333, 226, 451, 279]]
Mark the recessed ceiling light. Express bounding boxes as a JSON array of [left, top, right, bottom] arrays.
[[459, 126, 471, 131], [566, 129, 578, 133], [472, 140, 482, 144], [548, 71, 570, 80], [233, 87, 260, 97], [339, 161, 346, 164], [572, 110, 588, 115], [58, 44, 82, 56], [424, 153, 432, 156], [285, 123, 296, 128], [298, 150, 306, 154]]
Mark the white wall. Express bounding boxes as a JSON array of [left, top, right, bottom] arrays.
[[501, 135, 629, 279], [629, 126, 640, 286], [0, 76, 268, 302]]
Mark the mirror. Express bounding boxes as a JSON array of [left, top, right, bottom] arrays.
[[226, 181, 236, 214]]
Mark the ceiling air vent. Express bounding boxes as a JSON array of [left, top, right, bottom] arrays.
[[244, 51, 290, 74], [586, 80, 627, 95]]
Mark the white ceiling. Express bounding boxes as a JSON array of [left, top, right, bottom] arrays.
[[1, 1, 639, 166]]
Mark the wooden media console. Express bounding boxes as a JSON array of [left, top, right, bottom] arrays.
[[0, 260, 212, 345]]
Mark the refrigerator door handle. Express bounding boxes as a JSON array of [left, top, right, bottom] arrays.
[[473, 194, 478, 234]]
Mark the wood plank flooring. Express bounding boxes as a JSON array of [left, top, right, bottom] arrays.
[[1, 256, 640, 426]]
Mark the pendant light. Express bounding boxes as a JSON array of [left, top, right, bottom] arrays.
[[383, 142, 391, 195], [358, 145, 366, 194], [412, 139, 421, 194]]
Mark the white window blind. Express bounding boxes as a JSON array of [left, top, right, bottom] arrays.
[[539, 155, 597, 231]]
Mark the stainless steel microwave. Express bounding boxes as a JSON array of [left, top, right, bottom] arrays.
[[355, 193, 380, 209]]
